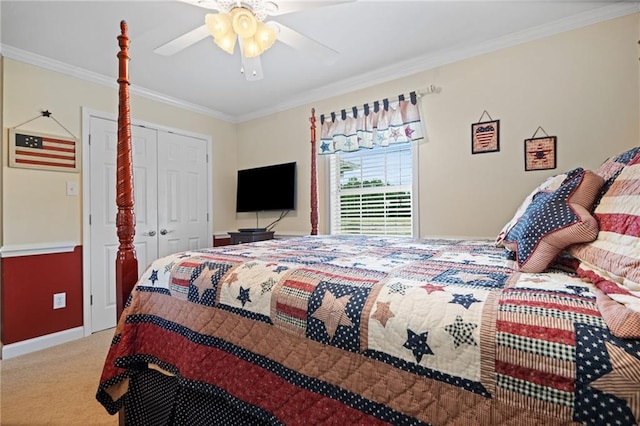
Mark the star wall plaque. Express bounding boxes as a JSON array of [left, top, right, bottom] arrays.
[[524, 136, 557, 171]]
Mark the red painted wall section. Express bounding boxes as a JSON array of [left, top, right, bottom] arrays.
[[1, 246, 83, 344]]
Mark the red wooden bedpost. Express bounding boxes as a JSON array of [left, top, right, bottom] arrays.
[[310, 108, 318, 235], [115, 20, 138, 320]]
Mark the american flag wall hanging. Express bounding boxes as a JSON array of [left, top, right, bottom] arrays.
[[9, 129, 79, 172]]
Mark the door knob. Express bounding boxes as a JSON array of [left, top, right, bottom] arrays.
[[160, 229, 173, 235], [144, 230, 156, 237]]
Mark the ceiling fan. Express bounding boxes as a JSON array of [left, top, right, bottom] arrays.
[[154, 0, 353, 81]]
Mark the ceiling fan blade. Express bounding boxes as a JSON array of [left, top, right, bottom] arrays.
[[268, 22, 339, 65], [175, 0, 222, 11], [154, 25, 210, 56], [239, 40, 264, 81], [267, 1, 356, 16]]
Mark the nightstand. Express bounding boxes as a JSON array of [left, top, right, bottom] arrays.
[[228, 231, 274, 245]]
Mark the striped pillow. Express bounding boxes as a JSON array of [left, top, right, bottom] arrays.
[[569, 150, 640, 337], [503, 170, 603, 273], [592, 146, 640, 209]]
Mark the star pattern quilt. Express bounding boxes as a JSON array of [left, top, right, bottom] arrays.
[[97, 235, 640, 425]]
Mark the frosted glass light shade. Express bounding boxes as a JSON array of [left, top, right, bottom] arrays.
[[205, 13, 232, 39], [231, 8, 258, 39], [242, 37, 261, 58], [215, 32, 237, 55], [255, 22, 277, 52]]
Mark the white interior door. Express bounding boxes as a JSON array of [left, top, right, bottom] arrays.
[[157, 131, 209, 257], [89, 117, 159, 332]]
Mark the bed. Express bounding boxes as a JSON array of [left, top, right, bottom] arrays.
[[97, 22, 640, 425]]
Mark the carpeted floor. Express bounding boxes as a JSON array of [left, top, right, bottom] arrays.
[[1, 329, 118, 425]]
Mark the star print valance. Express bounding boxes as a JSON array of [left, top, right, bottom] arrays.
[[318, 92, 425, 155]]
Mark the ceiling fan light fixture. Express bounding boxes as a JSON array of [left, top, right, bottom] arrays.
[[205, 13, 232, 39], [231, 7, 258, 39], [214, 32, 237, 55], [255, 21, 277, 52], [201, 3, 279, 63], [242, 36, 262, 58]]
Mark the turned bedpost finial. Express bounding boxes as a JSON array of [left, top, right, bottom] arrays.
[[310, 108, 318, 236], [115, 19, 138, 321]]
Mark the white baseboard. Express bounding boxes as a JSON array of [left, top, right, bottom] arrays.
[[2, 326, 85, 359]]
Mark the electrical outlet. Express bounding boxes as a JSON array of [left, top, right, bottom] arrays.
[[53, 292, 66, 309]]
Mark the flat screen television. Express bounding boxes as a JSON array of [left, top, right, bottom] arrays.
[[236, 162, 296, 213]]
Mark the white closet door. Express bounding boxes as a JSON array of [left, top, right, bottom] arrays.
[[89, 117, 158, 332], [157, 131, 209, 258]]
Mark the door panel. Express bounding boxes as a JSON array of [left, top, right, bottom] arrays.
[[89, 117, 159, 332], [157, 131, 209, 258]]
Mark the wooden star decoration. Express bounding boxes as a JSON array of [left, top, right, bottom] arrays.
[[590, 341, 640, 421], [311, 290, 353, 339], [372, 301, 395, 327]]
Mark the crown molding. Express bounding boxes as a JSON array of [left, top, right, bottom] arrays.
[[0, 45, 237, 123], [1, 2, 637, 124], [236, 2, 640, 123]]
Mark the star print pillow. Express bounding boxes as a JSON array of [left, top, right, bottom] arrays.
[[502, 169, 604, 273], [495, 168, 584, 247]]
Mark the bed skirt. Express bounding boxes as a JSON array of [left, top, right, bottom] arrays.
[[123, 368, 270, 426]]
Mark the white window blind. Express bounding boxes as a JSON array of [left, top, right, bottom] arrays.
[[329, 143, 416, 237]]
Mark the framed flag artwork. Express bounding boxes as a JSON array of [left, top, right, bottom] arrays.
[[471, 119, 500, 154], [524, 136, 557, 171], [8, 129, 79, 172]]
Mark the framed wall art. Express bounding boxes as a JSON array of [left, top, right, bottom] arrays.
[[524, 135, 557, 171], [471, 111, 499, 154], [8, 128, 79, 172]]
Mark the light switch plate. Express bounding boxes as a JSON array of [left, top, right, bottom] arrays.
[[66, 181, 78, 196]]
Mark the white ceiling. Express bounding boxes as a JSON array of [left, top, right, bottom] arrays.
[[1, 1, 637, 122]]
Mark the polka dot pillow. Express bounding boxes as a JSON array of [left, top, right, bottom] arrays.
[[495, 168, 584, 247], [502, 169, 604, 273]]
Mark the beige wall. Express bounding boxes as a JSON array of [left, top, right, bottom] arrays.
[[2, 59, 238, 246], [2, 13, 638, 245], [237, 13, 640, 238]]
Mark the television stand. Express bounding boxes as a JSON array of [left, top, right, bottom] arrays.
[[238, 228, 267, 233], [229, 230, 274, 245]]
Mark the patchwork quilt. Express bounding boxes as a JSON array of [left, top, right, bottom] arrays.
[[97, 235, 640, 425]]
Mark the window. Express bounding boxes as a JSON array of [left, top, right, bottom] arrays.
[[328, 142, 418, 237]]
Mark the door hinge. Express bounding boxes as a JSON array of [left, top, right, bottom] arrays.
[[206, 154, 209, 163], [88, 134, 91, 145], [207, 213, 210, 222], [90, 295, 93, 306], [89, 214, 92, 225]]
